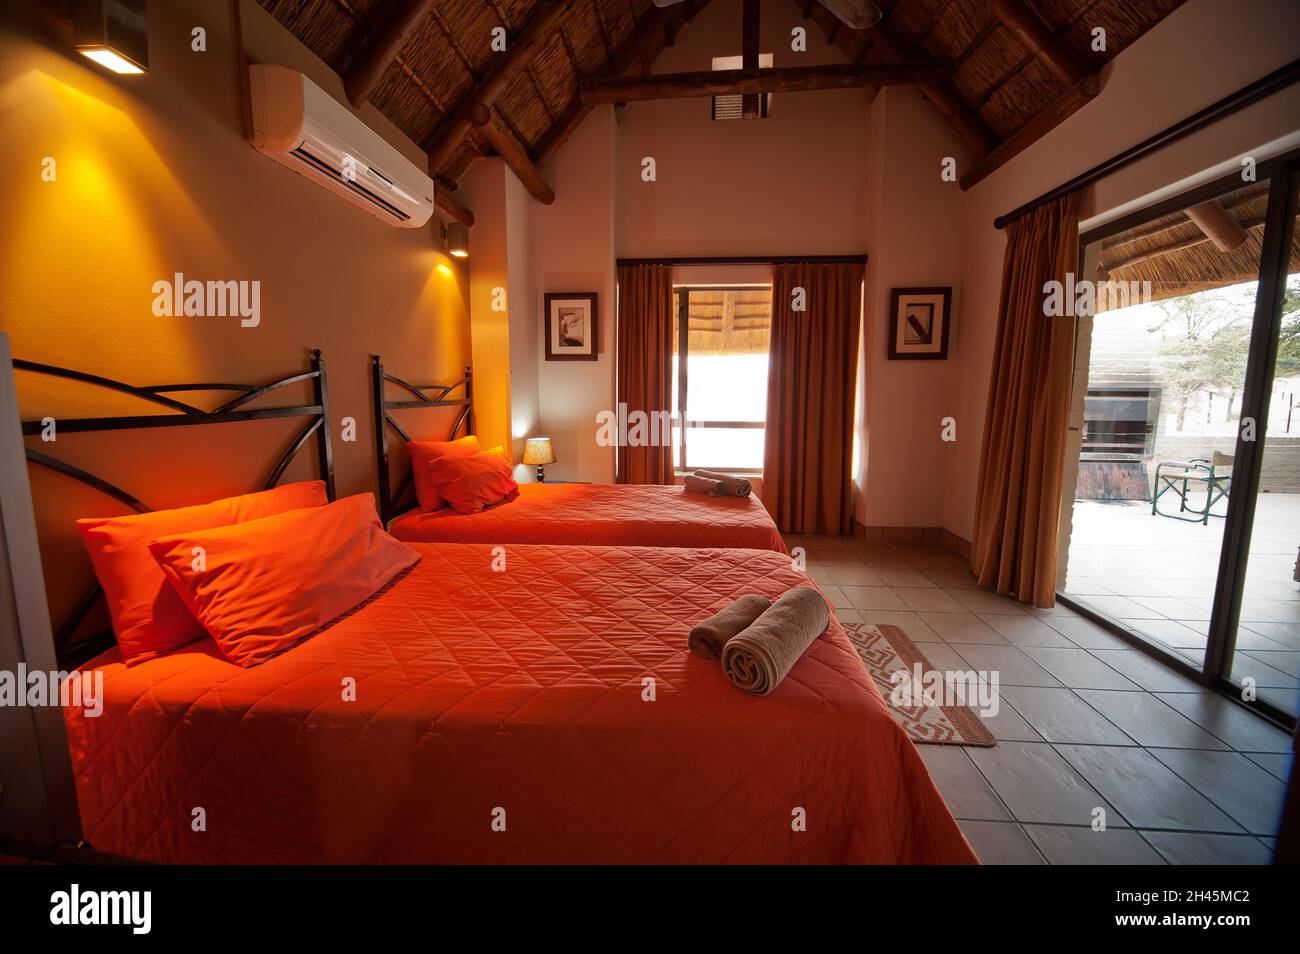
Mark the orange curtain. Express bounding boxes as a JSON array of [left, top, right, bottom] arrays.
[[616, 264, 675, 484], [762, 262, 862, 534], [971, 194, 1080, 607]]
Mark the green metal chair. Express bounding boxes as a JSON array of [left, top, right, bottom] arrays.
[[1151, 450, 1233, 524]]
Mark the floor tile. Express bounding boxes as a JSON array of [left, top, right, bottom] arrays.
[[1088, 649, 1203, 692], [966, 741, 1123, 826], [1073, 690, 1230, 749], [873, 568, 936, 588], [953, 645, 1062, 688], [918, 611, 1008, 644], [1041, 616, 1133, 650], [1148, 749, 1286, 836], [916, 746, 1010, 821], [1000, 687, 1134, 745], [1019, 648, 1142, 690], [1054, 745, 1241, 832], [949, 590, 1030, 615], [959, 821, 1045, 864], [923, 569, 981, 589], [825, 564, 886, 587], [1243, 751, 1293, 782], [1025, 825, 1165, 865], [816, 583, 853, 611], [1153, 692, 1295, 753], [977, 700, 1044, 742], [1084, 595, 1165, 619], [977, 614, 1076, 647], [840, 585, 908, 611], [895, 587, 966, 613], [858, 610, 942, 642], [1143, 831, 1272, 865]]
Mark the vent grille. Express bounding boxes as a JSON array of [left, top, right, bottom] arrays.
[[711, 93, 770, 120], [290, 145, 411, 221]]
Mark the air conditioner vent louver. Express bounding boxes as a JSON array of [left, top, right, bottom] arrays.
[[289, 145, 411, 221]]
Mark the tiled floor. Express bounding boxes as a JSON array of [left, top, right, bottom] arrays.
[[1065, 496, 1300, 716], [788, 532, 1295, 865]]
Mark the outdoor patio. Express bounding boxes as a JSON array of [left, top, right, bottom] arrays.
[[1065, 495, 1300, 715]]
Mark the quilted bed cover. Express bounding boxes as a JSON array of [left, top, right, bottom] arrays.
[[64, 543, 975, 864], [388, 482, 786, 552]]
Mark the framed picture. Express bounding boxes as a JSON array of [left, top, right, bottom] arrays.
[[888, 287, 951, 360], [543, 293, 598, 361]]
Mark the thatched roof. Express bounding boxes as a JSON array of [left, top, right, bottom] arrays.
[[676, 288, 771, 354], [258, 0, 1185, 193], [1096, 183, 1300, 310]]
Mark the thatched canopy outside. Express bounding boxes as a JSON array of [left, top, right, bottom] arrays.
[[1095, 183, 1300, 311], [258, 0, 1186, 187], [674, 288, 771, 355]]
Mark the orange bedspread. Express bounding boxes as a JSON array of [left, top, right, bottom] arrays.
[[64, 543, 974, 865], [389, 482, 786, 552]]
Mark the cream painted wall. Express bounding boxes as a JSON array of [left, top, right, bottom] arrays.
[[857, 85, 971, 528], [614, 0, 870, 258], [943, 0, 1300, 542], [0, 0, 469, 626], [529, 106, 617, 483]]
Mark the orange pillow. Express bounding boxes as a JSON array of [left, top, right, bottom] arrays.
[[77, 481, 329, 665], [426, 446, 519, 514], [148, 493, 418, 668], [408, 435, 480, 511]]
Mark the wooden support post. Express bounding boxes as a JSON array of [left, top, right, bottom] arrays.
[[741, 0, 760, 119]]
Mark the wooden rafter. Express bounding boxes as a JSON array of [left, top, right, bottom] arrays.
[[343, 0, 435, 107], [990, 0, 1086, 87], [471, 104, 556, 204], [426, 0, 573, 178], [580, 61, 950, 103]]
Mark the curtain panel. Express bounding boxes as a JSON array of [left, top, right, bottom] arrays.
[[762, 262, 863, 534], [971, 193, 1080, 607], [615, 264, 675, 484]]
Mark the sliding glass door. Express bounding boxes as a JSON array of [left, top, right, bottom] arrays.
[[1062, 151, 1300, 724]]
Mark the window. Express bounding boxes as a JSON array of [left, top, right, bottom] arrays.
[[671, 286, 772, 473]]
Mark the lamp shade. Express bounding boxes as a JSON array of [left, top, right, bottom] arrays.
[[522, 437, 556, 466]]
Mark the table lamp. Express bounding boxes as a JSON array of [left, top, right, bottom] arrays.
[[523, 437, 556, 482]]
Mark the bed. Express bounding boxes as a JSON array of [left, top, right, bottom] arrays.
[[63, 542, 975, 865], [388, 480, 785, 550], [372, 355, 786, 553]]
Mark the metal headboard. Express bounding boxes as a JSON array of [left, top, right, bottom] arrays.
[[17, 349, 336, 669], [370, 354, 472, 526]]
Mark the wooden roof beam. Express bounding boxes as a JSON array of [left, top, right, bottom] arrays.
[[471, 104, 555, 204], [427, 0, 572, 176], [580, 61, 950, 103], [990, 0, 1086, 87], [958, 71, 1100, 189], [1185, 200, 1252, 252], [435, 185, 476, 228], [343, 0, 435, 108]]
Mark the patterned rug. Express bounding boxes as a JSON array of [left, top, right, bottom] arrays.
[[844, 622, 996, 747]]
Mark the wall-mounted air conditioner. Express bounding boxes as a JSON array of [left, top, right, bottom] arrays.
[[248, 65, 435, 228]]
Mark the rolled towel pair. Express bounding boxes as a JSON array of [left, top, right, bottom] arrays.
[[721, 587, 830, 696], [688, 593, 772, 661], [693, 469, 752, 497], [684, 474, 724, 496]]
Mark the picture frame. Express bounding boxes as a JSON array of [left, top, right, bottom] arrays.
[[888, 287, 951, 360], [543, 292, 599, 361]]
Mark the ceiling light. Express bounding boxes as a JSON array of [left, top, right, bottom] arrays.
[[446, 222, 470, 259]]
